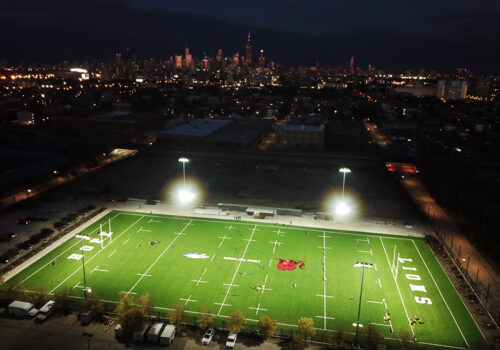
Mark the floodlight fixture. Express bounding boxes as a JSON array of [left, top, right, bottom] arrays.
[[335, 202, 351, 217], [177, 189, 195, 203], [178, 157, 190, 186], [338, 167, 351, 199]]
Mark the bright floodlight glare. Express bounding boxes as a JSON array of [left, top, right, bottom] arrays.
[[178, 157, 189, 163], [339, 167, 351, 173], [177, 189, 195, 203], [335, 202, 351, 216]]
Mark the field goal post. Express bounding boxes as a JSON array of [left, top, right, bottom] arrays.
[[391, 244, 400, 278], [99, 218, 113, 250]]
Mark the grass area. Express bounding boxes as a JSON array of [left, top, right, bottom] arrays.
[[3, 210, 486, 349]]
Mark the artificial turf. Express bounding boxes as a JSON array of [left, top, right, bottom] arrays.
[[2, 210, 486, 349]]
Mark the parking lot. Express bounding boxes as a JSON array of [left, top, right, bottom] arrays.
[[0, 309, 284, 350]]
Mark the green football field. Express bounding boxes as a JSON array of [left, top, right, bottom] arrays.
[[3, 210, 486, 349]]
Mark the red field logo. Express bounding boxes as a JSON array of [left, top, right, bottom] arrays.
[[276, 258, 305, 271]]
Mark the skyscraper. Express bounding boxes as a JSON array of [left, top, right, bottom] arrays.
[[349, 56, 355, 75], [233, 52, 240, 66], [259, 49, 265, 68], [185, 47, 192, 67], [216, 48, 223, 62], [175, 55, 182, 69], [202, 52, 208, 70], [245, 33, 252, 64]]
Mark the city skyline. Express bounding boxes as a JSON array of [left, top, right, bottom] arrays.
[[2, 0, 500, 73]]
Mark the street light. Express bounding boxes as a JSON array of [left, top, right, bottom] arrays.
[[178, 157, 189, 187], [339, 167, 351, 200], [82, 332, 93, 350], [80, 238, 88, 300], [177, 157, 195, 204], [353, 261, 373, 348]]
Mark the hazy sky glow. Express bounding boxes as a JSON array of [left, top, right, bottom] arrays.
[[2, 0, 499, 72]]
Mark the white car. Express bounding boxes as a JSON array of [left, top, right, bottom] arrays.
[[226, 333, 237, 349], [202, 328, 215, 345]]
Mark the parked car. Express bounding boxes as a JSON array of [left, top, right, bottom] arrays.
[[202, 328, 215, 345], [35, 300, 56, 323], [78, 311, 94, 325], [226, 333, 237, 349]]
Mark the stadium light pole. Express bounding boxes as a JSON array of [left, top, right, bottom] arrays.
[[178, 157, 189, 187], [339, 167, 351, 200], [354, 261, 373, 348], [80, 238, 88, 300]]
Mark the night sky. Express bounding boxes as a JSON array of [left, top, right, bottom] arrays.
[[2, 0, 500, 72]]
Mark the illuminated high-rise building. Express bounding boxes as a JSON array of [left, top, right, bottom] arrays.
[[216, 48, 223, 62], [233, 52, 240, 66], [185, 47, 192, 67], [245, 33, 252, 64], [259, 49, 265, 68], [175, 55, 182, 69], [349, 56, 355, 75], [202, 52, 209, 70]]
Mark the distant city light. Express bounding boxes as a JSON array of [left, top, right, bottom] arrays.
[[70, 68, 88, 74]]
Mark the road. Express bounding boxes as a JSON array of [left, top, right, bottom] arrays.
[[401, 174, 500, 322], [0, 149, 137, 210]]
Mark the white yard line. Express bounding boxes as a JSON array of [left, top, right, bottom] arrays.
[[411, 240, 469, 348], [269, 240, 282, 253], [322, 231, 328, 330], [126, 220, 192, 295], [180, 295, 197, 305], [249, 303, 267, 315], [108, 249, 117, 257], [379, 237, 414, 336], [218, 235, 231, 248], [367, 300, 383, 304], [191, 267, 208, 286], [217, 225, 257, 316], [49, 215, 144, 294]]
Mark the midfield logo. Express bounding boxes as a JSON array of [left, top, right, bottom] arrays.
[[276, 258, 305, 271], [183, 252, 210, 259]]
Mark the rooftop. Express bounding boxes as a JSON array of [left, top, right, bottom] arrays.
[[161, 119, 232, 137]]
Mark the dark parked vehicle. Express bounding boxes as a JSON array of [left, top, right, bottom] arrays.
[[78, 311, 94, 325]]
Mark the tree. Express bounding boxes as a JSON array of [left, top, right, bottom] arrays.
[[258, 316, 277, 339], [288, 334, 307, 350], [168, 302, 187, 329], [8, 284, 28, 301], [329, 328, 351, 349], [82, 292, 103, 315], [227, 310, 246, 334], [115, 292, 147, 336], [114, 292, 134, 315], [137, 292, 153, 317], [359, 324, 383, 350], [54, 287, 74, 313], [197, 305, 216, 330], [297, 317, 316, 340], [30, 285, 49, 305], [394, 332, 416, 350], [120, 308, 147, 336]]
